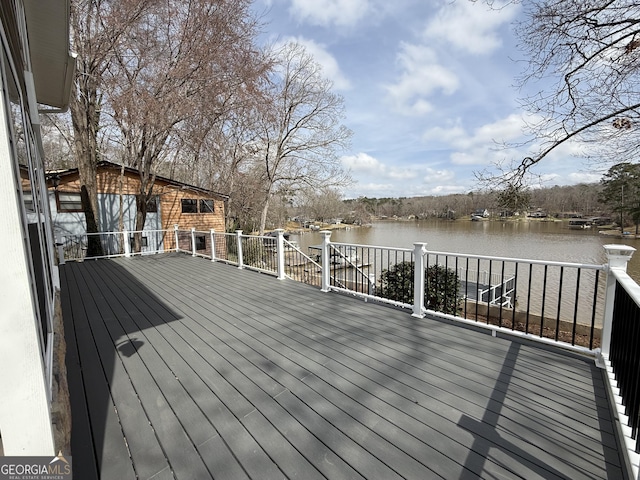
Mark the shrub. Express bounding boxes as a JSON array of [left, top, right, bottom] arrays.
[[380, 260, 460, 315]]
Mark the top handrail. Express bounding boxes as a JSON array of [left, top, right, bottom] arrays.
[[330, 240, 606, 270], [610, 267, 640, 310], [331, 241, 413, 253], [425, 248, 607, 270]]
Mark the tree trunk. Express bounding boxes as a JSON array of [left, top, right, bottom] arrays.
[[80, 186, 103, 256], [70, 74, 103, 256], [133, 164, 156, 252], [259, 194, 271, 236], [225, 173, 236, 232], [133, 193, 147, 253]]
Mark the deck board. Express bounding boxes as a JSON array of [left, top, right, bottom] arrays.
[[61, 253, 627, 479], [67, 263, 173, 480]]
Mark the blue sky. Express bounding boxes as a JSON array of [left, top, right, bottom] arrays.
[[254, 0, 602, 199]]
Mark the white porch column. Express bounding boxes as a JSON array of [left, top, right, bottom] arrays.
[[210, 229, 216, 262], [190, 227, 197, 256], [123, 229, 131, 257], [601, 244, 636, 358], [320, 231, 331, 292], [412, 242, 428, 318], [56, 242, 65, 266], [173, 224, 179, 252], [275, 229, 286, 280], [236, 230, 244, 269], [0, 80, 54, 454]]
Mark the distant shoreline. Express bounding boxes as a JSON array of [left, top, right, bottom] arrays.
[[278, 215, 626, 235]]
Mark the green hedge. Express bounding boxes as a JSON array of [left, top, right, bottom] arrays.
[[379, 261, 460, 315]]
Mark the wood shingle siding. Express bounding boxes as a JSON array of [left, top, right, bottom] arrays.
[[42, 162, 227, 248], [61, 253, 628, 479]]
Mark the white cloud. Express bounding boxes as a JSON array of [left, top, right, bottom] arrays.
[[342, 152, 419, 180], [423, 114, 530, 166], [385, 43, 459, 116], [471, 114, 527, 146], [450, 151, 488, 166], [289, 0, 370, 27], [422, 124, 466, 144], [423, 168, 455, 183], [343, 153, 425, 181], [537, 170, 602, 187], [568, 172, 602, 184], [429, 184, 467, 195], [388, 168, 418, 180], [424, 1, 519, 55], [341, 152, 467, 197], [290, 37, 351, 90], [342, 152, 385, 173], [355, 182, 396, 194]]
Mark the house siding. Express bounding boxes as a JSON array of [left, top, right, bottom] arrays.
[[46, 164, 226, 251], [159, 189, 225, 250]]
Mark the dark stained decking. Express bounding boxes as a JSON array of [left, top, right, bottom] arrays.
[[60, 253, 627, 480]]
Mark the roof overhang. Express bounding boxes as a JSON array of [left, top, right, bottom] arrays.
[[23, 0, 75, 111], [47, 161, 231, 200]]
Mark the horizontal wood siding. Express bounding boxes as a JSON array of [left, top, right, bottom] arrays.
[[46, 167, 225, 249], [159, 190, 225, 251]]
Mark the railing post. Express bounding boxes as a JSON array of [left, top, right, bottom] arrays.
[[174, 224, 179, 252], [190, 227, 197, 257], [412, 242, 427, 318], [210, 229, 216, 262], [56, 242, 65, 266], [123, 229, 131, 257], [275, 228, 286, 280], [601, 244, 636, 358], [320, 230, 331, 292], [236, 229, 243, 269]]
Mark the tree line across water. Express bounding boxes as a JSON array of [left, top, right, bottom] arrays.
[[280, 163, 640, 229]]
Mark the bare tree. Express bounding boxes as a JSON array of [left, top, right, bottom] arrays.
[[69, 0, 152, 254], [299, 187, 345, 222], [485, 0, 640, 188], [254, 42, 352, 235], [180, 102, 270, 231], [105, 0, 266, 250], [40, 115, 75, 170]]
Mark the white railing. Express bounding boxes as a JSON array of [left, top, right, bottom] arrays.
[[311, 233, 609, 353], [58, 229, 168, 262], [173, 227, 325, 286], [598, 245, 640, 478], [62, 226, 611, 355], [61, 227, 640, 477], [141, 227, 610, 354]]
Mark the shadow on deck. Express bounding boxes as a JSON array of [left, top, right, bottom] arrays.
[[60, 252, 627, 479]]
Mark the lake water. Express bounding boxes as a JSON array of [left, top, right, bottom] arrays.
[[291, 219, 640, 282]]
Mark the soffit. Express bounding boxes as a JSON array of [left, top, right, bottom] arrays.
[[23, 0, 75, 110]]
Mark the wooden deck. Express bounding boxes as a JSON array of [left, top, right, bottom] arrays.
[[60, 253, 628, 479]]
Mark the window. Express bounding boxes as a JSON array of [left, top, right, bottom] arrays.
[[146, 196, 158, 213], [57, 192, 83, 212], [181, 199, 198, 213], [182, 198, 215, 213], [199, 199, 214, 213], [195, 234, 206, 250], [130, 236, 148, 249]]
